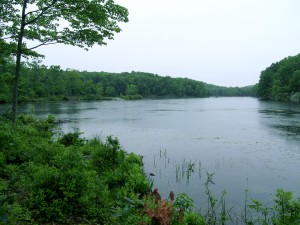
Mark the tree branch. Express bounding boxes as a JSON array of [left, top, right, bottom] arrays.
[[25, 0, 58, 25], [25, 8, 43, 16], [25, 41, 58, 51]]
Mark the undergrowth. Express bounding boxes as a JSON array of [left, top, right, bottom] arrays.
[[0, 114, 150, 224]]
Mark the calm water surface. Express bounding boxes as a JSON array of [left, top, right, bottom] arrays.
[[2, 97, 300, 211]]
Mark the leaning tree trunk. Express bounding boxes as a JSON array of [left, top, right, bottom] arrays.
[[12, 0, 27, 125]]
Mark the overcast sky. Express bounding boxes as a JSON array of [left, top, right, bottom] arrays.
[[38, 0, 300, 87]]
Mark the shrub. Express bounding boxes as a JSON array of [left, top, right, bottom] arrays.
[[0, 114, 151, 224], [58, 128, 86, 147]]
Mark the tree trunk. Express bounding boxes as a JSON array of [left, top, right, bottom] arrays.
[[12, 0, 27, 125]]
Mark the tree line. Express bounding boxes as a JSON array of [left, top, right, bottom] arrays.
[[205, 84, 256, 97], [257, 53, 300, 102], [0, 60, 257, 103]]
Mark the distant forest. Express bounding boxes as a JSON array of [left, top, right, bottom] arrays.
[[0, 60, 255, 103], [257, 53, 300, 102]]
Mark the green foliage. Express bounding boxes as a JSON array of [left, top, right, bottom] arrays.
[[0, 182, 9, 223], [205, 84, 257, 97], [248, 199, 270, 224], [246, 189, 300, 225], [1, 0, 128, 55], [273, 189, 300, 224], [2, 0, 129, 123], [58, 128, 86, 147], [199, 173, 235, 224], [290, 70, 300, 93], [0, 63, 212, 101], [0, 59, 257, 103], [126, 83, 139, 96], [182, 212, 205, 225], [0, 115, 151, 224], [121, 94, 143, 100], [173, 193, 194, 214], [257, 53, 300, 101], [0, 72, 13, 103]]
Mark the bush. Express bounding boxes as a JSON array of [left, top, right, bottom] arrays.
[[0, 114, 151, 224], [183, 212, 205, 225], [58, 128, 86, 147]]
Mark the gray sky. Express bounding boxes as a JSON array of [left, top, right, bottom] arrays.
[[38, 0, 300, 87]]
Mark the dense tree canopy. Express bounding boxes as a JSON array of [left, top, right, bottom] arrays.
[[205, 84, 256, 97], [0, 62, 257, 103], [257, 53, 300, 102]]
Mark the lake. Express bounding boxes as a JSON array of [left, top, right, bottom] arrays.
[[1, 97, 300, 212]]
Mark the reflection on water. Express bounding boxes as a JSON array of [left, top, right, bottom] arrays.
[[259, 109, 300, 117], [272, 124, 300, 135], [258, 103, 300, 140], [1, 97, 300, 212]]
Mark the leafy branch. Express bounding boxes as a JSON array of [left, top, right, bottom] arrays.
[[25, 0, 58, 26]]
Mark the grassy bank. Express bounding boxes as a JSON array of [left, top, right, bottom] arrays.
[[0, 114, 299, 224], [0, 114, 152, 224]]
